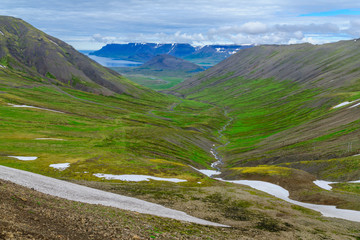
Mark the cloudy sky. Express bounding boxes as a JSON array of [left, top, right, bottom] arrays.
[[1, 0, 360, 49]]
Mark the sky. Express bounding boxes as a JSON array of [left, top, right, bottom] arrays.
[[1, 0, 360, 50]]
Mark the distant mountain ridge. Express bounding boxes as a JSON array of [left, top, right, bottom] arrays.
[[90, 43, 253, 66]]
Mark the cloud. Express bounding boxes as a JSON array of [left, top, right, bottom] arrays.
[[91, 32, 208, 45], [2, 0, 359, 49], [92, 33, 117, 44], [239, 22, 269, 35], [208, 22, 268, 36], [206, 22, 343, 45], [92, 34, 117, 43], [345, 19, 360, 37], [274, 23, 340, 34]]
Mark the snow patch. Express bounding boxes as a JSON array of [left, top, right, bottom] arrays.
[[222, 179, 360, 222], [198, 170, 221, 177], [313, 180, 335, 190], [8, 156, 37, 161], [195, 168, 221, 177], [94, 174, 187, 183], [50, 163, 70, 171], [154, 43, 163, 48], [314, 177, 360, 190], [189, 165, 221, 177], [332, 99, 360, 109], [49, 39, 59, 46], [8, 103, 64, 113], [168, 43, 176, 53], [333, 101, 353, 109], [349, 102, 360, 109], [348, 180, 360, 183]]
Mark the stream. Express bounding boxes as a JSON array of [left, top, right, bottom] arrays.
[[210, 109, 233, 170], [201, 109, 360, 223]]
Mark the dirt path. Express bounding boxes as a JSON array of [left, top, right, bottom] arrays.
[[0, 165, 227, 227]]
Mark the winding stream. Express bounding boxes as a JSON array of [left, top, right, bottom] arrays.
[[201, 109, 360, 223], [210, 109, 233, 170]]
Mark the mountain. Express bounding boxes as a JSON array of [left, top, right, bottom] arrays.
[[140, 54, 204, 72], [1, 16, 360, 238], [0, 16, 150, 97], [90, 43, 252, 66], [173, 41, 360, 93], [171, 40, 360, 207], [184, 44, 253, 66], [90, 43, 196, 62]]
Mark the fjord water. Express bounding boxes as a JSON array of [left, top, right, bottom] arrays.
[[80, 51, 142, 67]]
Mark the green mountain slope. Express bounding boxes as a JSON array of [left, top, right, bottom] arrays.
[[0, 16, 152, 97], [174, 41, 360, 94], [171, 40, 360, 187], [0, 16, 229, 180]]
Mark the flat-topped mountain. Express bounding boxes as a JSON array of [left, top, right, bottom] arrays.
[[90, 43, 196, 61], [90, 43, 252, 66], [0, 16, 150, 97]]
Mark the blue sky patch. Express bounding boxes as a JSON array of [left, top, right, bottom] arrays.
[[301, 9, 360, 17]]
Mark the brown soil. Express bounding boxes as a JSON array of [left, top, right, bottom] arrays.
[[1, 178, 359, 239]]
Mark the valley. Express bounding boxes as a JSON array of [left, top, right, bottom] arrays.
[[112, 54, 204, 90], [1, 16, 360, 239]]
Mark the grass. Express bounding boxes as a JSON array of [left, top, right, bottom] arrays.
[[291, 205, 321, 216], [230, 166, 293, 177], [281, 156, 360, 181], [112, 67, 199, 90], [0, 70, 228, 183], [182, 77, 328, 160], [333, 183, 360, 195]]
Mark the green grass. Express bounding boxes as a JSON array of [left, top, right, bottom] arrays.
[[112, 67, 200, 90], [291, 205, 321, 216], [183, 77, 328, 160], [0, 71, 227, 183], [280, 156, 360, 181], [123, 74, 184, 90], [333, 183, 360, 194], [230, 166, 293, 177]]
